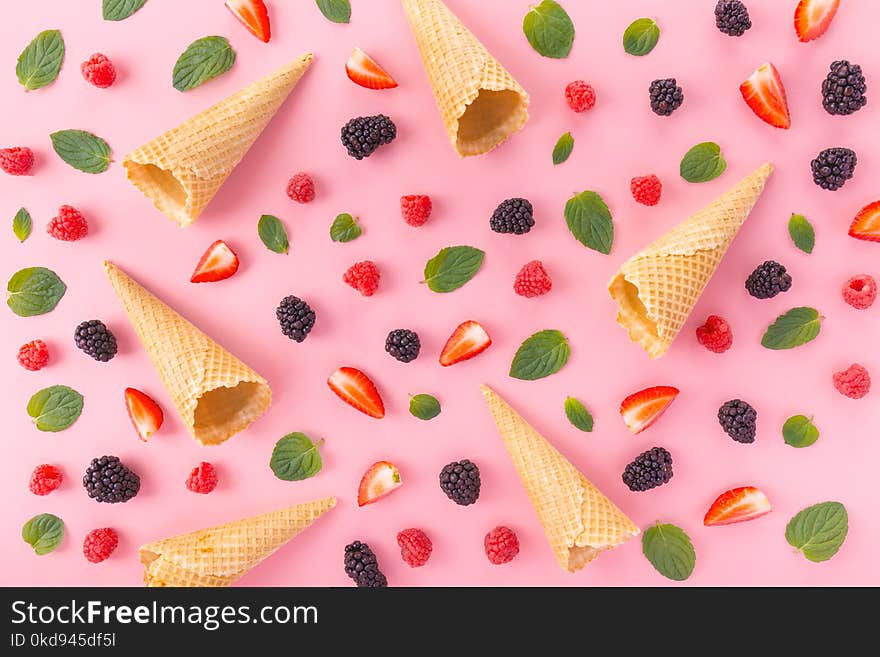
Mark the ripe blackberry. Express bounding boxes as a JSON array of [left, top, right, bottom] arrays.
[[343, 540, 387, 588], [822, 60, 867, 116], [490, 198, 534, 234], [745, 260, 792, 299], [717, 399, 757, 443], [439, 459, 481, 506], [649, 78, 683, 116], [83, 456, 140, 503], [385, 329, 420, 363], [811, 147, 856, 191], [340, 115, 396, 159], [622, 447, 673, 492], [715, 0, 752, 36], [74, 320, 117, 362], [276, 295, 315, 342]]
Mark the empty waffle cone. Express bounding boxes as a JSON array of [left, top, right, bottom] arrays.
[[139, 497, 337, 587], [401, 0, 529, 157], [609, 163, 774, 359], [124, 54, 313, 227], [104, 261, 270, 445], [481, 386, 639, 572]]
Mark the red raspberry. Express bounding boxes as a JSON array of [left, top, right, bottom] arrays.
[[343, 260, 380, 296], [631, 174, 662, 206], [83, 528, 119, 563], [695, 315, 733, 353], [396, 528, 432, 567], [81, 53, 116, 88], [833, 363, 871, 399], [565, 80, 596, 112], [47, 205, 88, 241], [514, 260, 552, 297], [29, 464, 63, 496], [18, 339, 50, 371], [286, 172, 315, 203], [842, 274, 876, 310], [401, 195, 432, 227], [185, 462, 218, 494], [484, 526, 519, 565], [0, 147, 34, 175]]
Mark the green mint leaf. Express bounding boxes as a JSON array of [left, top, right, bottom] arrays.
[[410, 394, 441, 421], [623, 18, 660, 56], [523, 0, 575, 59], [172, 36, 235, 92], [270, 433, 324, 481], [761, 307, 822, 350], [22, 513, 64, 555], [316, 0, 351, 23], [330, 213, 361, 243], [642, 523, 696, 581], [103, 0, 147, 21], [564, 397, 593, 432], [510, 330, 571, 380], [785, 501, 848, 562], [13, 208, 32, 242], [783, 415, 819, 448], [422, 245, 485, 293], [788, 213, 815, 254], [258, 214, 289, 254], [16, 29, 65, 91], [50, 130, 112, 174], [27, 385, 84, 432], [552, 131, 574, 165], [680, 142, 727, 183], [7, 267, 67, 317], [564, 190, 614, 254]]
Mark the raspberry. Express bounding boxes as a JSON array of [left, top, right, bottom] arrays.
[[833, 364, 871, 399], [484, 526, 519, 565], [842, 274, 876, 309], [695, 315, 733, 353], [514, 260, 552, 297], [83, 528, 119, 563], [401, 195, 432, 227], [631, 174, 662, 206], [185, 462, 218, 494], [17, 339, 49, 371], [47, 205, 88, 241], [397, 528, 432, 567], [0, 147, 34, 175], [29, 464, 63, 496], [565, 80, 596, 112], [343, 260, 380, 296], [80, 53, 116, 88], [286, 172, 315, 203]]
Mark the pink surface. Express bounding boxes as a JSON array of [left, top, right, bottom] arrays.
[[2, 0, 879, 587]]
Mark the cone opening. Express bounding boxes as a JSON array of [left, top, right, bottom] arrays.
[[457, 89, 527, 156], [124, 161, 189, 224], [193, 382, 270, 445]]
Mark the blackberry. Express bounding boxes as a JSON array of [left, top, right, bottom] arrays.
[[745, 260, 792, 299], [343, 541, 387, 588], [811, 147, 856, 191], [622, 447, 673, 492], [821, 60, 867, 116], [74, 320, 117, 362], [385, 329, 420, 363], [276, 295, 315, 342], [83, 456, 140, 503], [715, 0, 752, 36], [718, 399, 757, 444], [490, 198, 534, 235], [439, 459, 481, 506], [340, 115, 396, 159], [649, 78, 684, 116]]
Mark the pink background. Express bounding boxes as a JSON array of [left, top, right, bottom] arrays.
[[2, 0, 878, 586]]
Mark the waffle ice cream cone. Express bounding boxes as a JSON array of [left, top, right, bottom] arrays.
[[104, 261, 270, 445], [401, 0, 529, 157], [481, 386, 639, 572], [124, 54, 313, 227], [609, 163, 773, 359], [139, 497, 337, 587]]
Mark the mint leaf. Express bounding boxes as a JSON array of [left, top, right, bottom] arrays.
[[680, 142, 727, 183], [783, 415, 819, 448], [623, 18, 660, 56], [788, 213, 815, 254], [564, 397, 593, 432], [7, 267, 67, 317], [552, 131, 574, 165], [422, 246, 485, 293], [50, 130, 111, 174], [785, 501, 848, 562], [270, 433, 324, 481], [523, 0, 575, 59], [22, 514, 64, 555], [510, 330, 571, 380], [13, 208, 32, 242], [316, 0, 351, 23], [642, 523, 696, 581], [27, 385, 84, 432], [103, 0, 147, 21], [172, 36, 235, 92], [258, 214, 289, 254], [330, 213, 361, 243], [16, 30, 64, 91], [410, 394, 441, 421], [564, 190, 614, 254], [761, 307, 822, 350]]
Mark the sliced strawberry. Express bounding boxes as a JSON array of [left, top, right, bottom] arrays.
[[439, 321, 492, 366], [704, 486, 772, 526], [739, 63, 791, 129], [190, 240, 240, 283], [849, 201, 880, 243], [794, 0, 839, 42], [619, 385, 679, 434], [328, 367, 385, 418], [225, 0, 271, 43], [124, 387, 164, 441], [357, 461, 402, 507], [345, 47, 398, 90]]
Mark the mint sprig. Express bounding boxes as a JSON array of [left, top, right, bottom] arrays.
[[258, 214, 289, 254], [7, 267, 67, 317], [27, 385, 84, 432], [761, 307, 822, 350], [16, 29, 64, 91], [523, 0, 575, 59], [642, 522, 696, 581], [22, 513, 64, 555], [564, 397, 593, 432], [13, 208, 32, 242], [564, 190, 614, 254], [788, 213, 815, 254], [422, 246, 484, 293], [510, 330, 571, 380], [330, 213, 361, 243], [782, 415, 819, 448], [623, 18, 660, 56], [270, 433, 324, 481], [785, 501, 848, 562], [409, 394, 441, 421], [552, 132, 574, 165], [50, 130, 112, 174], [316, 0, 351, 23], [680, 142, 726, 183], [172, 36, 235, 92], [103, 0, 147, 21]]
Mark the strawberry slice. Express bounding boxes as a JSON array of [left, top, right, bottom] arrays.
[[124, 387, 164, 441], [225, 0, 271, 43], [739, 63, 791, 129], [704, 486, 772, 526], [357, 461, 402, 506], [345, 47, 398, 90], [439, 321, 492, 366], [849, 201, 880, 243], [328, 367, 385, 418], [794, 0, 839, 42], [190, 240, 240, 283], [619, 385, 679, 434]]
